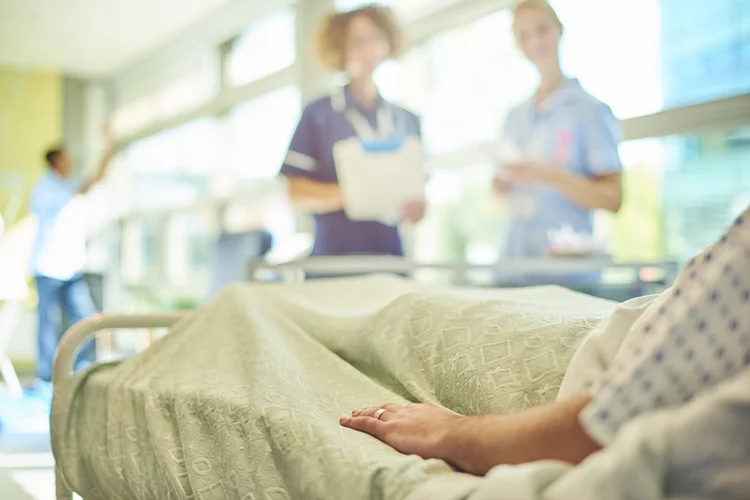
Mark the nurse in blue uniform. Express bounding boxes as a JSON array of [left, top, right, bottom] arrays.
[[495, 0, 623, 266], [280, 4, 424, 257]]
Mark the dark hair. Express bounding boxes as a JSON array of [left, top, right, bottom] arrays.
[[45, 147, 64, 166]]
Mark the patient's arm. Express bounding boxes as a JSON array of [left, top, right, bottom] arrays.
[[340, 394, 600, 476], [444, 394, 600, 475]]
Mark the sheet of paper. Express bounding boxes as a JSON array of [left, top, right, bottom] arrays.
[[334, 137, 425, 223]]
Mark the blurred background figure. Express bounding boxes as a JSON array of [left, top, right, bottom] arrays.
[[27, 132, 113, 399], [494, 0, 622, 269], [280, 4, 425, 258]]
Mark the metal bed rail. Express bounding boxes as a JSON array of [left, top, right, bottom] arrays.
[[248, 255, 680, 285], [51, 258, 678, 498], [52, 312, 189, 499], [52, 313, 188, 385]]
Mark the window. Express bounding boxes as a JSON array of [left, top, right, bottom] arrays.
[[112, 97, 157, 138], [414, 163, 508, 263], [152, 73, 216, 121], [659, 0, 750, 109], [551, 0, 663, 119], [229, 86, 301, 181], [635, 126, 750, 262], [122, 218, 162, 286], [382, 10, 536, 156], [164, 210, 218, 290], [113, 52, 218, 138], [226, 9, 296, 87], [551, 0, 750, 118], [120, 118, 220, 211]]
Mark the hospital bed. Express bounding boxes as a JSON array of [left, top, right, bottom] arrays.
[[50, 258, 676, 499]]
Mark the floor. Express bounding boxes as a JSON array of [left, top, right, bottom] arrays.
[[0, 381, 57, 500]]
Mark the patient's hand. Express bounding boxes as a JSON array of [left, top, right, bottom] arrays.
[[340, 403, 461, 461], [341, 395, 600, 476]]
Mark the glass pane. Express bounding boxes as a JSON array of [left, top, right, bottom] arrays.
[[119, 118, 219, 211], [122, 218, 162, 285], [152, 73, 217, 121], [112, 97, 157, 138], [624, 126, 750, 263], [413, 164, 507, 263], [113, 53, 218, 138], [388, 10, 536, 156], [164, 210, 217, 297], [552, 0, 662, 119], [658, 0, 750, 109], [229, 86, 301, 180], [552, 0, 750, 118], [227, 9, 296, 87]]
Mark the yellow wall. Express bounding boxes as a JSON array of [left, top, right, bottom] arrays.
[[0, 68, 62, 223]]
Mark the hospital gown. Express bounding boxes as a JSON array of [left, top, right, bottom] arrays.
[[581, 206, 750, 445]]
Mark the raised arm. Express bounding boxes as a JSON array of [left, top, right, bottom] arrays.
[[79, 126, 115, 195]]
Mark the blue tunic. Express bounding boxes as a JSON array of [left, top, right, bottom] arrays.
[[502, 78, 623, 259], [280, 87, 421, 256]]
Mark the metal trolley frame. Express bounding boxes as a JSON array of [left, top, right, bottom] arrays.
[[248, 255, 679, 289]]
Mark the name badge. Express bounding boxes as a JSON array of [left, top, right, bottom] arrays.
[[359, 135, 405, 153]]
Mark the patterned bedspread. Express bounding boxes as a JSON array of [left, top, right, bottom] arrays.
[[51, 275, 615, 500]]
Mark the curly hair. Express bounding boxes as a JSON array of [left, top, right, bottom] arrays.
[[315, 4, 405, 72]]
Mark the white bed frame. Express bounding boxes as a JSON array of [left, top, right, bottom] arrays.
[[52, 312, 188, 500]]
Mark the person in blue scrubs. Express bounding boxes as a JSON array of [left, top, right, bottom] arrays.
[[495, 0, 623, 264], [280, 5, 424, 257], [29, 132, 113, 398]]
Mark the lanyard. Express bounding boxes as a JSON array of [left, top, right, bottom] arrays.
[[344, 105, 395, 141]]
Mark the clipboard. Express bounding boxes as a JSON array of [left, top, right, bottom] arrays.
[[334, 136, 425, 224]]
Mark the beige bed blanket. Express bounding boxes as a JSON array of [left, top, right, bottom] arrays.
[[52, 275, 615, 500]]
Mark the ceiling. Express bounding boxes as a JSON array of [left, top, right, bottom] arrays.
[[0, 0, 233, 78]]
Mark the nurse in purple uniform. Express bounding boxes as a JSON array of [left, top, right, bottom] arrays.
[[280, 4, 424, 257]]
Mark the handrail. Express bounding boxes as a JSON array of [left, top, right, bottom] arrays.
[[52, 313, 188, 385], [248, 255, 680, 281]]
